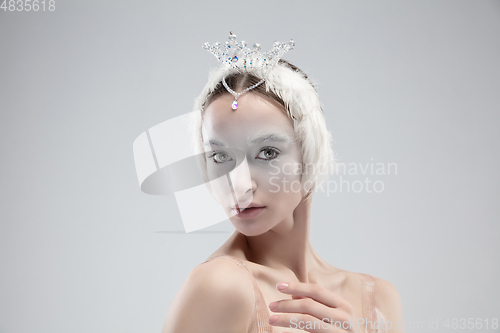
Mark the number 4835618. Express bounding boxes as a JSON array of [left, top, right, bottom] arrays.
[[443, 318, 498, 330], [1, 0, 55, 11]]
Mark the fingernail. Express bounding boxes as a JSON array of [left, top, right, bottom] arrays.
[[268, 301, 278, 310], [276, 282, 288, 290], [269, 315, 279, 324]]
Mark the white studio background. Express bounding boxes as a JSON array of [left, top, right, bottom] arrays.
[[1, 1, 499, 332]]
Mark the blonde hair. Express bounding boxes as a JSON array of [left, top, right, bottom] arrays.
[[191, 59, 335, 199]]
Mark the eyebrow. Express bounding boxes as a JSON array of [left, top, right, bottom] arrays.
[[203, 132, 294, 147], [247, 132, 294, 146]]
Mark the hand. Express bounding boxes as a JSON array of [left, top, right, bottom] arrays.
[[268, 281, 362, 333]]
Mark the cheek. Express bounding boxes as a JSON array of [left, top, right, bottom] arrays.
[[256, 156, 304, 196], [207, 173, 238, 209], [257, 162, 303, 226]]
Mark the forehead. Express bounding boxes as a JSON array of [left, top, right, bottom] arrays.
[[203, 93, 295, 145]]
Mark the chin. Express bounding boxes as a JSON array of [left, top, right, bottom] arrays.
[[230, 219, 271, 237]]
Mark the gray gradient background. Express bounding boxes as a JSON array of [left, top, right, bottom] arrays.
[[1, 1, 499, 332]]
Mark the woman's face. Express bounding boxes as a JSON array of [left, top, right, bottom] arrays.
[[202, 92, 304, 236]]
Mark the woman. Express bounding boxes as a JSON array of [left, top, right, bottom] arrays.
[[161, 33, 404, 333]]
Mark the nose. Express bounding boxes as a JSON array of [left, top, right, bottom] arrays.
[[228, 156, 256, 205], [232, 179, 257, 204]]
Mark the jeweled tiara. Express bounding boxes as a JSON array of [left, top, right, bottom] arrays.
[[202, 31, 295, 110]]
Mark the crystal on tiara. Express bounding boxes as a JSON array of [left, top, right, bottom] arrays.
[[202, 31, 295, 74], [202, 31, 295, 110]]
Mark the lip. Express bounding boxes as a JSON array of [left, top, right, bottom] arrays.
[[232, 202, 264, 210], [231, 203, 266, 219]]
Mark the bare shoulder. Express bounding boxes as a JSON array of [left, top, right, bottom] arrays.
[[371, 275, 405, 332], [161, 258, 254, 333], [371, 275, 402, 304]]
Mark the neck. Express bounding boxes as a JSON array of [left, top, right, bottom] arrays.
[[233, 195, 323, 283]]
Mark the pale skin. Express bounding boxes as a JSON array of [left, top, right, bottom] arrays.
[[161, 93, 404, 333]]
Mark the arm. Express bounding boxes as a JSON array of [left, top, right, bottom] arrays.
[[374, 277, 405, 333], [161, 258, 254, 333]]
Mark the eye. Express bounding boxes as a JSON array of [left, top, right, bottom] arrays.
[[257, 147, 280, 161], [208, 151, 233, 164]]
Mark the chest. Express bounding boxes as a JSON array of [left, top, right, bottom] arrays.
[[250, 268, 365, 333]]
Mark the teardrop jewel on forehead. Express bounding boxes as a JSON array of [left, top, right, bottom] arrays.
[[202, 31, 295, 110], [222, 76, 265, 110]]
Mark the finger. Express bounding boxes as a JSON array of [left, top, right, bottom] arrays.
[[276, 281, 349, 308], [268, 313, 339, 333], [292, 294, 307, 299], [269, 298, 346, 322]]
